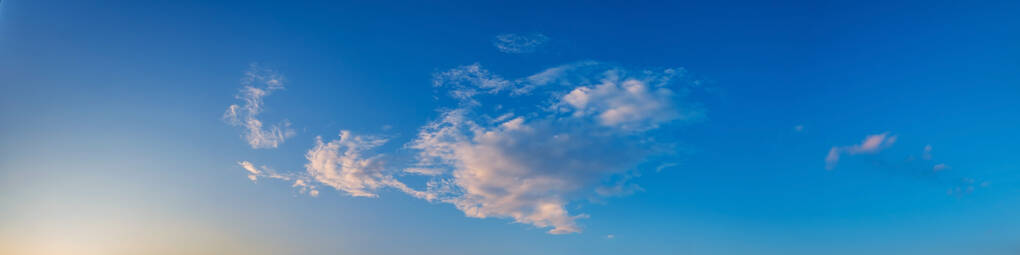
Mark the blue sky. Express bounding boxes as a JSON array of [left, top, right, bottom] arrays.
[[1, 0, 1019, 254]]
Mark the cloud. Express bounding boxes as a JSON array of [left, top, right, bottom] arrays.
[[224, 64, 295, 149], [493, 33, 549, 54], [305, 131, 393, 198], [554, 68, 701, 130], [404, 62, 703, 234], [234, 61, 704, 234], [238, 160, 319, 196], [239, 161, 262, 181], [825, 132, 897, 170], [236, 129, 418, 199], [946, 178, 989, 196], [794, 125, 804, 132], [821, 138, 987, 196], [299, 131, 438, 200], [432, 63, 513, 101], [933, 163, 950, 172]]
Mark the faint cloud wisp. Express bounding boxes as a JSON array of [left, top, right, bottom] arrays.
[[223, 64, 295, 149], [493, 33, 550, 54]]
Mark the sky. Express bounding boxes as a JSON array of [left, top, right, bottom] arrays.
[[1, 0, 1019, 254]]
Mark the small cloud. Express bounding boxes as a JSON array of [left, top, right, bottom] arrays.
[[922, 144, 933, 160], [933, 163, 950, 172], [825, 147, 841, 170], [240, 161, 262, 176], [946, 178, 987, 196], [238, 161, 319, 196], [825, 132, 897, 170], [493, 33, 549, 54], [606, 234, 615, 239], [404, 167, 444, 176], [655, 162, 679, 172], [794, 125, 804, 132]]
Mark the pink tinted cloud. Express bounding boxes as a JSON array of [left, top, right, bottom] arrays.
[[826, 132, 897, 170]]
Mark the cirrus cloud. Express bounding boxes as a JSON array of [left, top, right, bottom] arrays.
[[493, 33, 550, 54], [223, 64, 295, 149]]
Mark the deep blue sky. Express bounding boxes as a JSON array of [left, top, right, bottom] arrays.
[[2, 0, 1019, 254]]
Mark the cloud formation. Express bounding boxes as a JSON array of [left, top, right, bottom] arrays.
[[493, 33, 549, 54], [406, 62, 703, 233], [825, 132, 897, 170], [233, 61, 703, 234], [224, 64, 295, 149]]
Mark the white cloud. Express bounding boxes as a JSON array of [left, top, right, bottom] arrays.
[[305, 131, 392, 198], [825, 132, 897, 170], [493, 33, 549, 54], [404, 62, 702, 234], [299, 130, 439, 200], [408, 114, 641, 233], [224, 64, 295, 149], [554, 69, 700, 131]]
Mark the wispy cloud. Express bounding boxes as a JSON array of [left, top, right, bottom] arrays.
[[432, 63, 513, 101], [825, 132, 897, 170], [493, 33, 550, 54], [238, 160, 319, 196], [224, 64, 295, 149]]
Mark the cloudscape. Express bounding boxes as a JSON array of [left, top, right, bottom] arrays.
[[2, 1, 1019, 255]]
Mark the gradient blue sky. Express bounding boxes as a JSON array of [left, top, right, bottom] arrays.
[[2, 0, 1020, 254]]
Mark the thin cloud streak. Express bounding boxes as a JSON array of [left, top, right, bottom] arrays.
[[825, 132, 897, 170], [493, 33, 549, 54]]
